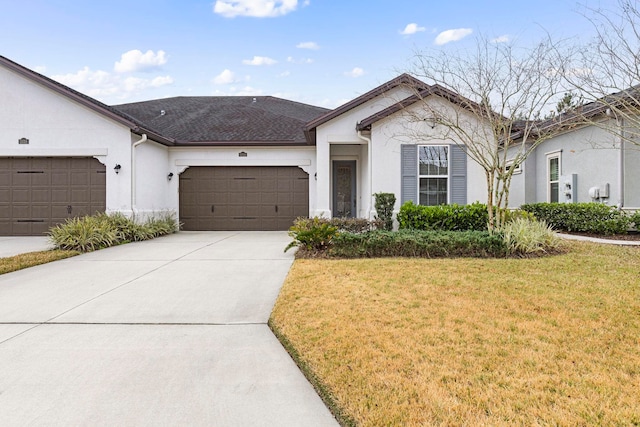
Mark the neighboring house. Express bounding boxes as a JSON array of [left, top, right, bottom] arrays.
[[507, 107, 640, 211], [0, 55, 637, 235]]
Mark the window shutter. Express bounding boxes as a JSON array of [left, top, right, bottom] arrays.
[[450, 144, 467, 205], [401, 144, 418, 204]]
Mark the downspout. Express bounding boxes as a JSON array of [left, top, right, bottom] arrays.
[[131, 133, 148, 217], [618, 119, 625, 209], [357, 129, 373, 219]]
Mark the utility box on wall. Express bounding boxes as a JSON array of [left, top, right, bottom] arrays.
[[559, 174, 577, 203]]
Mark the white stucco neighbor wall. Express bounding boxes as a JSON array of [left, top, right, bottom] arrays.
[[0, 64, 137, 215], [168, 146, 316, 218], [532, 125, 621, 205]]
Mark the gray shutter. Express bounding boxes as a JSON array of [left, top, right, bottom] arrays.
[[401, 144, 418, 204], [450, 144, 467, 205]]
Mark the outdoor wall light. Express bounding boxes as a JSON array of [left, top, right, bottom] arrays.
[[167, 172, 174, 181], [114, 164, 122, 174], [18, 137, 29, 145]]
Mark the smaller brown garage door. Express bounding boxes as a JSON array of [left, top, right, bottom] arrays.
[[179, 166, 308, 231], [0, 157, 106, 235]]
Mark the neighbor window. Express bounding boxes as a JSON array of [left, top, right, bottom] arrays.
[[547, 152, 561, 203], [418, 145, 449, 205], [505, 160, 522, 175]]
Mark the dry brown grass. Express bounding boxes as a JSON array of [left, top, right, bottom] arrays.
[[0, 250, 78, 275], [270, 242, 640, 426]]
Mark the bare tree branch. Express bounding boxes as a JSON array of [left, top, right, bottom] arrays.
[[398, 35, 571, 230]]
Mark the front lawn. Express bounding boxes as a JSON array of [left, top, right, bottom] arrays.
[[270, 241, 640, 426], [0, 250, 79, 275]]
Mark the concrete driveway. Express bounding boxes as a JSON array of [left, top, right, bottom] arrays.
[[0, 232, 338, 426]]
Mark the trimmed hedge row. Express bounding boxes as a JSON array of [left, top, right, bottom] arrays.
[[520, 203, 635, 235], [329, 230, 507, 258], [397, 201, 489, 231]]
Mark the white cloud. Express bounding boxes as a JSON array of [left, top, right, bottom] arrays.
[[278, 71, 291, 77], [491, 35, 510, 43], [52, 66, 173, 100], [242, 55, 277, 66], [214, 0, 299, 18], [287, 56, 314, 64], [400, 23, 426, 35], [212, 69, 238, 84], [114, 49, 168, 73], [344, 67, 364, 78], [296, 41, 319, 50], [434, 28, 473, 45], [34, 65, 47, 73], [213, 85, 265, 96]]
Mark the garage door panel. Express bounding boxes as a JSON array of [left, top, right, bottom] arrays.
[[70, 171, 91, 186], [92, 171, 106, 186], [261, 192, 277, 204], [32, 189, 51, 203], [51, 172, 70, 186], [0, 157, 106, 235], [31, 205, 51, 218], [0, 171, 10, 186], [12, 189, 30, 202], [12, 173, 31, 186], [179, 166, 308, 231], [91, 189, 106, 203]]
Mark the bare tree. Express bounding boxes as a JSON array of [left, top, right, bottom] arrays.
[[564, 0, 640, 144], [400, 36, 570, 230]]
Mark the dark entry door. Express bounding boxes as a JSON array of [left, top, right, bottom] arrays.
[[332, 160, 356, 218]]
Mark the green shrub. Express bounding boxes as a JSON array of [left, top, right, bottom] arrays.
[[374, 192, 396, 231], [521, 203, 631, 235], [285, 217, 339, 252], [397, 201, 489, 231], [329, 229, 507, 258], [49, 212, 178, 252], [503, 209, 537, 223], [502, 218, 563, 256], [629, 211, 640, 231]]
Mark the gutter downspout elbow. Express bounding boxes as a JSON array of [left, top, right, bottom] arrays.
[[131, 133, 148, 218], [357, 129, 373, 219]]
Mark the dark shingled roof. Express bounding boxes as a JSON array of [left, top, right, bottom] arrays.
[[115, 96, 329, 146]]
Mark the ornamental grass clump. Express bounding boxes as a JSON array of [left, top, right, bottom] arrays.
[[49, 212, 178, 252], [502, 217, 563, 256]]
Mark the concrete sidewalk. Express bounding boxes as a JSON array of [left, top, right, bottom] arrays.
[[0, 232, 338, 426], [0, 236, 52, 258]]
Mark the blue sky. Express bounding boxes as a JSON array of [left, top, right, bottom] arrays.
[[1, 0, 600, 108]]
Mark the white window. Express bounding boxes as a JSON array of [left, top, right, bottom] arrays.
[[505, 160, 522, 175], [547, 152, 561, 203], [418, 145, 449, 205]]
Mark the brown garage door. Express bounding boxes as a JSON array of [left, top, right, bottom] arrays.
[[179, 166, 309, 231], [0, 157, 106, 236]]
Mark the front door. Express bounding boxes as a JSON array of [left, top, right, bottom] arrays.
[[332, 160, 356, 218]]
